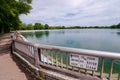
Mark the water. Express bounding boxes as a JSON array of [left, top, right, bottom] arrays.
[[21, 29, 120, 75], [21, 29, 120, 53]]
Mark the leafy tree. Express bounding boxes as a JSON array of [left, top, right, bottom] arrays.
[[110, 24, 117, 28], [19, 23, 34, 30], [26, 24, 34, 30], [117, 23, 120, 28], [62, 26, 65, 29], [0, 0, 32, 33], [34, 23, 44, 30], [19, 23, 27, 30], [44, 24, 49, 29]]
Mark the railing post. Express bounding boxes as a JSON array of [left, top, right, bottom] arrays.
[[51, 51, 54, 65], [66, 53, 68, 69], [34, 44, 39, 68], [85, 69, 87, 74], [79, 68, 81, 73], [60, 52, 63, 68], [38, 48, 42, 62], [92, 70, 95, 76], [44, 49, 48, 64], [33, 44, 40, 78], [108, 59, 114, 80], [55, 51, 58, 66], [100, 58, 104, 78], [10, 34, 15, 54], [11, 40, 14, 54], [43, 49, 45, 64]]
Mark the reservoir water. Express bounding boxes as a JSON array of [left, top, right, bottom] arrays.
[[21, 29, 120, 53]]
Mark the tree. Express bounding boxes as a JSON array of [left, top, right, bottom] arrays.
[[117, 23, 120, 28], [19, 23, 27, 30], [110, 24, 117, 28], [44, 24, 49, 29], [34, 23, 44, 30], [62, 26, 65, 29], [27, 24, 34, 30], [0, 0, 32, 33]]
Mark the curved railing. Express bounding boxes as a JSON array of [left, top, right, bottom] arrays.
[[12, 31, 120, 80]]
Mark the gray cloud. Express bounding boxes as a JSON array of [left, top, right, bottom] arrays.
[[20, 0, 120, 26]]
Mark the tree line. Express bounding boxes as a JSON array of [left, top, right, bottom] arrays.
[[18, 22, 120, 30], [19, 23, 49, 30]]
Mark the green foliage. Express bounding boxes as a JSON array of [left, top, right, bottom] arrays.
[[19, 23, 27, 30], [19, 23, 34, 30], [34, 23, 44, 30], [16, 2, 32, 14], [26, 24, 34, 30], [44, 24, 49, 29], [19, 0, 32, 4], [116, 23, 120, 28], [18, 22, 120, 30], [0, 0, 32, 33], [62, 26, 65, 29], [110, 23, 120, 28]]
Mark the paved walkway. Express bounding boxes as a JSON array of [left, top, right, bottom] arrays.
[[0, 33, 27, 80]]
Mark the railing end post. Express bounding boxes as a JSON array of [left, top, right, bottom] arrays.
[[34, 46, 40, 68]]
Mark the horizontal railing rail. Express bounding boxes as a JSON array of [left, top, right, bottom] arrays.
[[12, 31, 120, 80]]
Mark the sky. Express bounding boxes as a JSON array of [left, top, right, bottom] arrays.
[[20, 0, 120, 26]]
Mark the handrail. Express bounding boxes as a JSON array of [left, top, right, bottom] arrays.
[[36, 43, 120, 59], [14, 39, 120, 59]]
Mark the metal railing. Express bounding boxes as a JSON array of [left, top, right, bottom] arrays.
[[12, 31, 120, 80]]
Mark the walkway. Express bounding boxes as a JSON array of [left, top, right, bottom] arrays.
[[0, 33, 27, 80]]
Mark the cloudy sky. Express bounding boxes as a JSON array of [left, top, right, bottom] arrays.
[[20, 0, 120, 26]]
